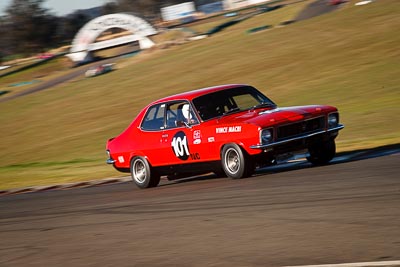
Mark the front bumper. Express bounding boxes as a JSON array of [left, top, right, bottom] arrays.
[[106, 149, 116, 164], [250, 124, 344, 149], [106, 158, 116, 164]]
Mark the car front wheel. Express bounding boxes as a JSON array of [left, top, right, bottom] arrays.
[[130, 156, 160, 189], [307, 139, 336, 165], [221, 144, 254, 179]]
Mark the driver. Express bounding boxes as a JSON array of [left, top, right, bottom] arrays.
[[182, 104, 197, 124]]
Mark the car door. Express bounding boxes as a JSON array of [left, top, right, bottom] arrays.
[[158, 101, 206, 166], [138, 103, 166, 166]]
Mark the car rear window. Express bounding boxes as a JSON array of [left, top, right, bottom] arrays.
[[141, 104, 165, 130]]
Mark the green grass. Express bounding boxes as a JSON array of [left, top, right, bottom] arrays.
[[0, 0, 399, 190]]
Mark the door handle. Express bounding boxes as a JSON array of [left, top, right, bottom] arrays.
[[162, 134, 169, 138]]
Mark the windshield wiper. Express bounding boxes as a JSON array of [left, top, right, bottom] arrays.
[[221, 107, 241, 117], [251, 102, 275, 110]]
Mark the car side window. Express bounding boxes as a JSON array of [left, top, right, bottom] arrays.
[[178, 102, 199, 125], [165, 102, 179, 128], [165, 101, 199, 128], [141, 104, 165, 131]]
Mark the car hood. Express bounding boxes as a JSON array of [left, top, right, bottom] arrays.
[[218, 105, 335, 127]]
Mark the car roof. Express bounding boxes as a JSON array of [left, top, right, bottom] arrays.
[[152, 84, 249, 104]]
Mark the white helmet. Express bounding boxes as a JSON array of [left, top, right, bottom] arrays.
[[182, 104, 191, 120]]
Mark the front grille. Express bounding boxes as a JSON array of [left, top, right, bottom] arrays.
[[277, 116, 325, 140]]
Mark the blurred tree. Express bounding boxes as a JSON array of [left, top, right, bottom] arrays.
[[0, 16, 10, 63], [102, 2, 119, 15], [59, 12, 91, 42], [3, 0, 59, 55]]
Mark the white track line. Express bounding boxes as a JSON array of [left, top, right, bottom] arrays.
[[283, 260, 400, 267]]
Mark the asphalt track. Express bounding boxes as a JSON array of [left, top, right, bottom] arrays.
[[1, 148, 399, 267]]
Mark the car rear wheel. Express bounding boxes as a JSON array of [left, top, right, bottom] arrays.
[[307, 139, 336, 165], [130, 156, 160, 189], [221, 144, 254, 179]]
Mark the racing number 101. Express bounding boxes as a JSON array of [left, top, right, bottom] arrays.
[[172, 135, 190, 157]]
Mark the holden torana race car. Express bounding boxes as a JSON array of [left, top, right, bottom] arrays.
[[106, 84, 344, 189]]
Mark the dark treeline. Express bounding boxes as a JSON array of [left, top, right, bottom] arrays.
[[0, 0, 217, 63]]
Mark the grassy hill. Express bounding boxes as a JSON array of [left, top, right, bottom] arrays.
[[0, 0, 399, 189]]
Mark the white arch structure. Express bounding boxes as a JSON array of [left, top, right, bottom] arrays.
[[67, 13, 157, 63]]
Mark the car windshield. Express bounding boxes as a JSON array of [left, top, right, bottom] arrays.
[[192, 86, 276, 121]]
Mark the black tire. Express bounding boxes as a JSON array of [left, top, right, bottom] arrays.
[[130, 156, 160, 189], [307, 139, 336, 165], [221, 144, 254, 179]]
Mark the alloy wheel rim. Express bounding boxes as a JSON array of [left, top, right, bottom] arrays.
[[226, 148, 240, 174], [133, 160, 146, 183]]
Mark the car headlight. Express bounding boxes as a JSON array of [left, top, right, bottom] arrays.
[[328, 113, 339, 128], [261, 129, 273, 144]]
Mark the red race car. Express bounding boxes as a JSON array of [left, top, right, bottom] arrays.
[[106, 84, 344, 188]]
